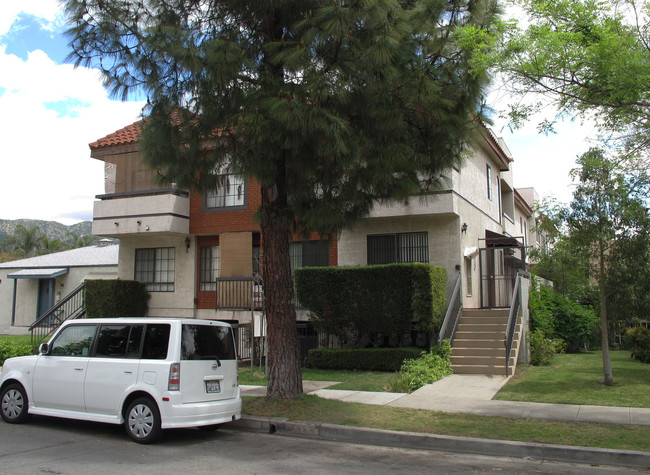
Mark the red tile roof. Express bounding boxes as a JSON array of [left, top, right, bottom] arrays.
[[89, 120, 143, 150]]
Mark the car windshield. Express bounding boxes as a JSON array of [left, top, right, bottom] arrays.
[[181, 324, 236, 361]]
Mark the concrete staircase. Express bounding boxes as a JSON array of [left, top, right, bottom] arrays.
[[450, 308, 520, 376]]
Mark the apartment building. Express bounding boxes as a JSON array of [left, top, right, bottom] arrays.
[[87, 120, 536, 326]]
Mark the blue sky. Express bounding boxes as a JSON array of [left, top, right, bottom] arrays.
[[0, 2, 144, 225], [0, 2, 595, 225]]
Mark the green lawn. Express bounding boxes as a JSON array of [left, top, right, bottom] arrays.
[[239, 367, 399, 392], [495, 351, 650, 408], [241, 350, 650, 452], [243, 395, 650, 452]]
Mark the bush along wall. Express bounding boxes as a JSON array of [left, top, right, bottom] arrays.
[[296, 263, 447, 348], [85, 280, 150, 318]]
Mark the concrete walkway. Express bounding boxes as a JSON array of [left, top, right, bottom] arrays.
[[241, 374, 650, 426]]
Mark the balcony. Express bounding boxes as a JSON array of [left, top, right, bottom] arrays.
[[92, 188, 190, 237], [368, 190, 458, 219]]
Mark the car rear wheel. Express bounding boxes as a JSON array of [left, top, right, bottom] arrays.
[[1, 383, 29, 424], [125, 398, 161, 444]]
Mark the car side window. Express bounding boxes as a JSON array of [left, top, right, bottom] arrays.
[[95, 325, 131, 357], [141, 324, 170, 360], [50, 325, 97, 357]]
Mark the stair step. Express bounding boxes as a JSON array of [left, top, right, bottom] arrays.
[[458, 316, 508, 325], [455, 330, 505, 340], [456, 323, 506, 332], [451, 347, 503, 357], [451, 355, 506, 365], [452, 338, 503, 349], [452, 364, 512, 376], [462, 309, 509, 318]]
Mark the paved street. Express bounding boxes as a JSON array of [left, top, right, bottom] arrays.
[[0, 416, 645, 474]]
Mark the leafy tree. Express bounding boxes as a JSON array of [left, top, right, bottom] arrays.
[[0, 225, 46, 259], [497, 0, 650, 160], [62, 0, 501, 398], [567, 148, 649, 385]]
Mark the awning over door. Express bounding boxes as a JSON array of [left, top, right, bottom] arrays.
[[8, 268, 68, 279]]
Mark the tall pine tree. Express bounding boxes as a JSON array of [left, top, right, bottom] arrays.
[[63, 0, 501, 399]]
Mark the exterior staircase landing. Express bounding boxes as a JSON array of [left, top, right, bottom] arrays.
[[450, 309, 520, 376]]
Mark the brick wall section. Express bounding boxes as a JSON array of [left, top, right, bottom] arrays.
[[189, 178, 262, 235]]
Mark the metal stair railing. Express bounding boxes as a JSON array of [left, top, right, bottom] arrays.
[[30, 282, 86, 349], [438, 272, 463, 346], [504, 273, 522, 376]]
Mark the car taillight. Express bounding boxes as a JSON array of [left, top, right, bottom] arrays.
[[168, 362, 180, 391]]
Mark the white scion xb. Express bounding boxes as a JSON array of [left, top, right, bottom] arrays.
[[0, 318, 242, 443]]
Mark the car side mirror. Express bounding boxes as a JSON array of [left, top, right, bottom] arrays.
[[39, 343, 49, 355]]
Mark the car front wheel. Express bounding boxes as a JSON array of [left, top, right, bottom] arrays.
[[125, 397, 161, 444], [1, 383, 29, 424]]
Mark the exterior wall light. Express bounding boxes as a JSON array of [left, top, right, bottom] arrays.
[[461, 223, 468, 233]]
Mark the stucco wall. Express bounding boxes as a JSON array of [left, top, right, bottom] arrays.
[[0, 265, 117, 335], [117, 235, 197, 319]]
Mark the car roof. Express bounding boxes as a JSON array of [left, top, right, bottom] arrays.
[[60, 317, 232, 327]]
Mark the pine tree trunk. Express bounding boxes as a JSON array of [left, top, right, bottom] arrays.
[[599, 243, 614, 386], [260, 184, 303, 399]]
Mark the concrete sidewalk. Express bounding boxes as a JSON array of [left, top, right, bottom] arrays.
[[241, 374, 650, 426]]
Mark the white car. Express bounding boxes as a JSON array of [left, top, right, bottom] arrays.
[[0, 318, 242, 443]]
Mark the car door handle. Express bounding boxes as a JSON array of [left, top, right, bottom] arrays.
[[74, 368, 84, 371], [124, 370, 133, 374]]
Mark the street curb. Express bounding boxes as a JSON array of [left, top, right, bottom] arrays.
[[228, 416, 650, 469]]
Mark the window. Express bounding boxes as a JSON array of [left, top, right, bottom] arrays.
[[50, 324, 97, 357], [135, 247, 175, 292], [487, 164, 493, 201], [141, 324, 171, 359], [205, 164, 246, 209], [290, 240, 329, 269], [367, 232, 429, 265], [199, 246, 221, 291], [182, 324, 236, 361], [465, 257, 473, 297]]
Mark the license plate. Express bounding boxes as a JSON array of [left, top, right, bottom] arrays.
[[206, 380, 221, 394]]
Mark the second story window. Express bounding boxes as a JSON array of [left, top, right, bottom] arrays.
[[486, 164, 493, 201], [205, 163, 246, 210]]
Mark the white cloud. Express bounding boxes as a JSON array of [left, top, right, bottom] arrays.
[[0, 0, 62, 36], [0, 45, 145, 224]]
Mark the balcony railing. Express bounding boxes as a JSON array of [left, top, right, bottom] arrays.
[[215, 277, 264, 310]]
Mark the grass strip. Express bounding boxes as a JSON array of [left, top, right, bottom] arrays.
[[243, 395, 650, 452], [495, 351, 650, 408], [239, 368, 400, 392]]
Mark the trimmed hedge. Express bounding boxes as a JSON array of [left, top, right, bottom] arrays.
[[307, 347, 423, 371], [295, 263, 447, 343], [85, 280, 150, 318]]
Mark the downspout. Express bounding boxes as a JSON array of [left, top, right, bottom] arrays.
[[11, 279, 17, 325]]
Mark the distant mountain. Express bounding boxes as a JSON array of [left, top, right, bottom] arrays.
[[0, 219, 93, 244]]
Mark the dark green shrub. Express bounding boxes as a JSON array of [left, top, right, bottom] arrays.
[[529, 330, 565, 366], [296, 263, 447, 345], [0, 340, 33, 365], [390, 340, 452, 392], [307, 347, 422, 371], [626, 327, 650, 363], [529, 281, 598, 352], [85, 280, 150, 317]]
